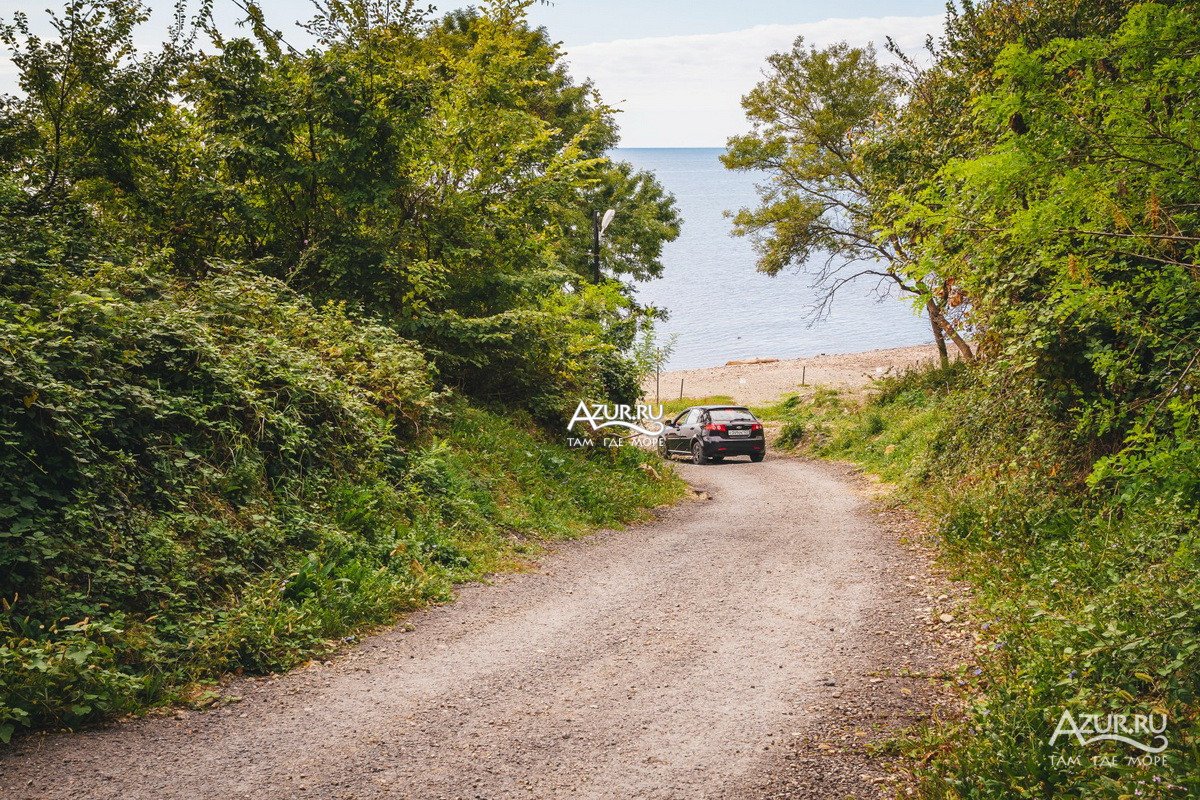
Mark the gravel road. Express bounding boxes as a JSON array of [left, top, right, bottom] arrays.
[[2, 457, 961, 800]]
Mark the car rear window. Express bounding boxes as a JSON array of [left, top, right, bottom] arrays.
[[708, 408, 755, 422]]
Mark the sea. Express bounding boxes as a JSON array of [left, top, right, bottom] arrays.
[[617, 148, 933, 371]]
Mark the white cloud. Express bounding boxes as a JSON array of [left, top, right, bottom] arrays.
[[0, 12, 944, 144], [564, 15, 943, 147]]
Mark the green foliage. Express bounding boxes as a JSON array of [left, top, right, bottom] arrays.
[[915, 385, 1200, 800], [563, 160, 682, 282], [0, 0, 686, 740], [0, 0, 681, 420], [723, 40, 901, 278], [0, 259, 430, 730], [0, 0, 192, 205], [0, 278, 685, 733], [761, 370, 956, 485]]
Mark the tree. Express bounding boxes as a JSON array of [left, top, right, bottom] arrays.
[[0, 0, 682, 420], [0, 0, 681, 419], [0, 0, 196, 257], [722, 38, 974, 366], [914, 1, 1200, 429], [428, 8, 681, 286], [562, 160, 682, 284]]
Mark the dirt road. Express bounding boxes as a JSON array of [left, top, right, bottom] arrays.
[[2, 458, 960, 799]]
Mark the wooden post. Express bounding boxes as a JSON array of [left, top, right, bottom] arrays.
[[801, 366, 807, 386], [679, 377, 684, 400], [592, 210, 602, 283]]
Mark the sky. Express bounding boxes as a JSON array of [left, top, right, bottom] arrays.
[[0, 0, 947, 147]]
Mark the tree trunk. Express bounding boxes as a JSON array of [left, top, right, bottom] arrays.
[[928, 301, 975, 362], [926, 299, 950, 369]]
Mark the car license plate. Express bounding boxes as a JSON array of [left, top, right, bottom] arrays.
[[729, 429, 750, 437]]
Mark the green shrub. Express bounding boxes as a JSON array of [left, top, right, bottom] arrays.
[[776, 419, 806, 449], [761, 364, 1200, 798], [0, 262, 686, 738]]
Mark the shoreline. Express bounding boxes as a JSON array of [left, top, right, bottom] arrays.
[[642, 342, 944, 406]]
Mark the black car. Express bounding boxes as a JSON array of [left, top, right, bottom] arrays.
[[658, 405, 765, 464]]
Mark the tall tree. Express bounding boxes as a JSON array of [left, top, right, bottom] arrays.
[[722, 39, 973, 366], [911, 1, 1200, 432], [0, 0, 195, 255]]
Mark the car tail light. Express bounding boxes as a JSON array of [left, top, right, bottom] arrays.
[[750, 423, 763, 432], [704, 423, 727, 432]]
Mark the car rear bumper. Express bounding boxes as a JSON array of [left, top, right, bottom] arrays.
[[702, 437, 765, 456]]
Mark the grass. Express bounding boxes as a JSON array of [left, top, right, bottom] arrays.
[[758, 363, 1200, 799], [754, 382, 950, 484]]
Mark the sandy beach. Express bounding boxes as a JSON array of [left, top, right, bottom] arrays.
[[642, 343, 944, 407]]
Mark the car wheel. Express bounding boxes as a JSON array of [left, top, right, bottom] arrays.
[[750, 452, 765, 463], [657, 436, 669, 459], [691, 440, 709, 465]]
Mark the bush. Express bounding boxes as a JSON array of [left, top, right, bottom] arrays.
[[0, 260, 688, 738], [762, 364, 1200, 798]]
